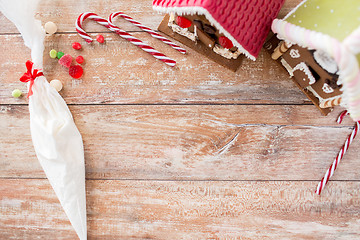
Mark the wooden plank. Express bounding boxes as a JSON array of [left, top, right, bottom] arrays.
[[0, 0, 164, 34], [0, 0, 303, 34], [1, 33, 307, 104], [1, 105, 358, 180], [1, 179, 360, 239]]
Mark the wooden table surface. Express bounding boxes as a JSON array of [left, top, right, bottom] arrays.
[[1, 0, 360, 239]]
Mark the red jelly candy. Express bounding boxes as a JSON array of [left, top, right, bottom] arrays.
[[219, 36, 233, 49], [72, 42, 82, 50], [69, 65, 83, 79], [175, 16, 192, 28], [96, 35, 104, 43], [58, 54, 73, 68], [76, 55, 84, 64]]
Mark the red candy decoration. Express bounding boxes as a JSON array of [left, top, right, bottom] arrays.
[[72, 42, 82, 50], [96, 34, 104, 43], [76, 56, 84, 64], [175, 16, 192, 28], [69, 65, 83, 79], [219, 36, 233, 49], [58, 54, 73, 68]]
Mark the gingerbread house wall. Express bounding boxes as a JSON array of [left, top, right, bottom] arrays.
[[265, 34, 342, 115]]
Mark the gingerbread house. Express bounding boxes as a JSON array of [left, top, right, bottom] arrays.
[[266, 0, 360, 120], [153, 0, 285, 71]]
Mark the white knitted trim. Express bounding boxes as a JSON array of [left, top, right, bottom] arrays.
[[343, 26, 360, 56], [153, 5, 256, 61], [272, 19, 360, 121]]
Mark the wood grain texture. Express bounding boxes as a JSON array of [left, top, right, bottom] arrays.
[[1, 179, 360, 240], [0, 0, 303, 34], [1, 0, 359, 239], [1, 33, 307, 104], [1, 105, 358, 180]]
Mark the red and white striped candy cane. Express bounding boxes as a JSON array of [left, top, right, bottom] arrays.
[[109, 11, 186, 54], [76, 12, 109, 43], [315, 110, 360, 195], [76, 12, 176, 67]]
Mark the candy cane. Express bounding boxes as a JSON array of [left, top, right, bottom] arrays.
[[76, 12, 109, 43], [76, 12, 176, 67], [109, 11, 186, 54], [315, 110, 360, 195]]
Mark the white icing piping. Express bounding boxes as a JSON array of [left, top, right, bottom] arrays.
[[213, 44, 241, 59], [272, 19, 360, 120], [322, 83, 334, 93], [280, 59, 316, 84], [280, 58, 294, 76], [307, 86, 341, 105], [168, 21, 196, 41], [281, 56, 340, 107], [293, 62, 316, 85], [153, 5, 256, 61]]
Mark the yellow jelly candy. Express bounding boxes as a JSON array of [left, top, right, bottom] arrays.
[[49, 49, 57, 58], [12, 89, 22, 98]]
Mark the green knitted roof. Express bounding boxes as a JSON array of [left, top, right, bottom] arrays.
[[286, 0, 360, 63]]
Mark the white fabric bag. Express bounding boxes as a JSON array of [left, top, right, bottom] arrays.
[[0, 0, 87, 239]]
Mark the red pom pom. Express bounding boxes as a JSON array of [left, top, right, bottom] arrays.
[[76, 56, 84, 64], [69, 65, 83, 79], [96, 35, 104, 43], [58, 54, 73, 68], [72, 42, 82, 50], [219, 36, 233, 49], [175, 16, 192, 28]]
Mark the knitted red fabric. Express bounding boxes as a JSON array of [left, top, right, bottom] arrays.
[[153, 0, 285, 59]]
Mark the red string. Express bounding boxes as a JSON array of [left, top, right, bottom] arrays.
[[19, 60, 44, 98]]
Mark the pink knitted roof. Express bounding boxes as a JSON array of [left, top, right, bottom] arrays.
[[153, 0, 285, 60]]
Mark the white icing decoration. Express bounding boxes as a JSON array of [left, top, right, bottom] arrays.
[[264, 42, 272, 50], [293, 62, 316, 84], [280, 59, 294, 76], [153, 5, 256, 60], [168, 21, 196, 42], [322, 83, 334, 93], [313, 50, 338, 74], [168, 17, 240, 59], [285, 41, 292, 48], [213, 44, 241, 59], [307, 86, 341, 103], [169, 13, 175, 22], [290, 49, 300, 58]]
